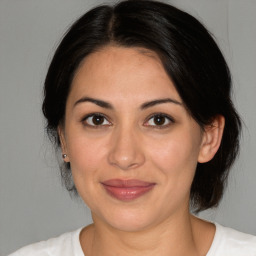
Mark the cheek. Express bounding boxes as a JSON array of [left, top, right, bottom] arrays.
[[66, 135, 108, 208], [66, 133, 108, 190], [147, 134, 201, 212], [148, 130, 201, 184]]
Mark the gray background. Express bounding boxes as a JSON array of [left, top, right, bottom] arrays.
[[0, 0, 255, 255]]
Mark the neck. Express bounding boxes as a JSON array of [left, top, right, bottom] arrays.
[[80, 211, 214, 256]]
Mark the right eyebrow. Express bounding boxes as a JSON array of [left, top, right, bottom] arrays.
[[73, 97, 113, 109], [140, 98, 182, 109]]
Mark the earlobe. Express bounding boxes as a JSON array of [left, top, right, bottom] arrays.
[[198, 115, 225, 163], [57, 126, 70, 162]]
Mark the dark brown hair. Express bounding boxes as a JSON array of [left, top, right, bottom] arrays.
[[42, 0, 241, 212]]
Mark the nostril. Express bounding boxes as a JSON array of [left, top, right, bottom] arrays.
[[108, 149, 145, 170], [127, 162, 139, 169], [107, 130, 145, 170]]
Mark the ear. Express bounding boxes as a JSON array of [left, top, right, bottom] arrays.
[[57, 126, 70, 162], [198, 115, 225, 163]]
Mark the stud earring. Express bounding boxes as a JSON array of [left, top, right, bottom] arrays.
[[62, 154, 67, 159]]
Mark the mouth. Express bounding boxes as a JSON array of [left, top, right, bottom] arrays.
[[101, 179, 156, 201]]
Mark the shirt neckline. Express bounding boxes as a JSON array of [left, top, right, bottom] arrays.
[[72, 227, 85, 256], [74, 223, 221, 256], [206, 223, 222, 256]]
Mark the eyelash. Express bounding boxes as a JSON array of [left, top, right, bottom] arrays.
[[81, 113, 112, 128], [144, 113, 174, 129], [81, 113, 174, 129]]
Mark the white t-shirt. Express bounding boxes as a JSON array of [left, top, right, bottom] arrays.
[[9, 223, 256, 256]]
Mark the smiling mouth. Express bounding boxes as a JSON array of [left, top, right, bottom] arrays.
[[101, 179, 156, 201]]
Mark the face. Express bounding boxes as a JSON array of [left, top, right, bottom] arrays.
[[60, 46, 208, 232]]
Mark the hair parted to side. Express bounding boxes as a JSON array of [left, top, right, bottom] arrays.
[[42, 0, 241, 212]]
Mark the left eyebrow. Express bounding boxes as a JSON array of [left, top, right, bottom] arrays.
[[73, 97, 113, 109], [140, 98, 182, 110]]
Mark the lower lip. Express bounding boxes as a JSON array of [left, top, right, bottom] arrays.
[[102, 184, 155, 201]]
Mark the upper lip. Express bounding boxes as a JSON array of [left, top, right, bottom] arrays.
[[101, 179, 156, 187]]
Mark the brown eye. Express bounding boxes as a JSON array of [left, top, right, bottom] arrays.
[[153, 115, 166, 125], [84, 114, 111, 126], [92, 115, 105, 125], [145, 114, 174, 128]]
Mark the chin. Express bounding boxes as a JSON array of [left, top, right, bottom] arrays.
[[109, 217, 154, 232], [93, 205, 161, 232]]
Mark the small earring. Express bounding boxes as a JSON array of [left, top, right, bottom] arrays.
[[62, 154, 67, 159]]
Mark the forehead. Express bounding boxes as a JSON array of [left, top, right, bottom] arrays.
[[69, 46, 181, 104]]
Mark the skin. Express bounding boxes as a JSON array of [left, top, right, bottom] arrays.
[[59, 46, 225, 256]]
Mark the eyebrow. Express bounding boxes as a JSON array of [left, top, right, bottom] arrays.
[[73, 96, 182, 110], [74, 97, 113, 109], [140, 98, 182, 109]]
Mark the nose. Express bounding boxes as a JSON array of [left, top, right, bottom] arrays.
[[108, 126, 145, 170]]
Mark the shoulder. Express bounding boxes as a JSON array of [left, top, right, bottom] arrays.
[[8, 228, 84, 256], [207, 223, 256, 256]]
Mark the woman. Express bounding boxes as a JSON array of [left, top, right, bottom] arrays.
[[9, 0, 256, 255]]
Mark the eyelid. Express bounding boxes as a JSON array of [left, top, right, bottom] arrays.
[[80, 112, 174, 128], [81, 112, 112, 127], [144, 113, 175, 128]]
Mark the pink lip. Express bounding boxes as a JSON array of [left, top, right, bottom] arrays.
[[101, 179, 156, 201]]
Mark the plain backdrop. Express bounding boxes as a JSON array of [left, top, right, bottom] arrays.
[[0, 0, 255, 255]]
